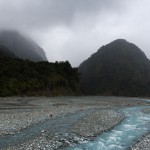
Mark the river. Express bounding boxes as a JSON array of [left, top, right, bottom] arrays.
[[66, 106, 150, 150], [0, 97, 150, 149]]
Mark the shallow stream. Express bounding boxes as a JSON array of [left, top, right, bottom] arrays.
[[67, 106, 150, 150]]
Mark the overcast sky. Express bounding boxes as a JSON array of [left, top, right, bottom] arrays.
[[0, 0, 150, 66]]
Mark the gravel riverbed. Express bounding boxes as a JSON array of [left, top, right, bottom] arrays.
[[8, 109, 124, 150], [0, 106, 93, 136], [0, 96, 149, 150], [73, 110, 124, 137], [0, 97, 101, 136]]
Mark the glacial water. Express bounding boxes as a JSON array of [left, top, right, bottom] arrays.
[[67, 106, 150, 150]]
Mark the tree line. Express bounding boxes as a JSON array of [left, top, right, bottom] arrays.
[[0, 48, 81, 96]]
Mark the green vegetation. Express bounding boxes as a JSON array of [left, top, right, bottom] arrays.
[[79, 39, 150, 97], [0, 47, 80, 96], [1, 38, 150, 97]]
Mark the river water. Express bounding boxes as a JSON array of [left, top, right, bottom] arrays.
[[67, 106, 150, 150]]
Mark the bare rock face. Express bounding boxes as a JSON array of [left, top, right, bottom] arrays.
[[0, 30, 47, 62]]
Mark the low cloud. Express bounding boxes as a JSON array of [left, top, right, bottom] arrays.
[[0, 0, 150, 66]]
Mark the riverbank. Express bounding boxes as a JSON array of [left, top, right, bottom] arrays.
[[131, 107, 150, 150], [0, 96, 149, 149], [131, 133, 150, 150]]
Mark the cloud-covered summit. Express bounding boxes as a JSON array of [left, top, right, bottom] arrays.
[[0, 0, 150, 66]]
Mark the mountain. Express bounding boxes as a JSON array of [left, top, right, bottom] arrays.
[[79, 39, 150, 96], [0, 30, 47, 62]]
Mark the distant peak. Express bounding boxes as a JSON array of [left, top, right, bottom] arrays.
[[114, 39, 127, 41], [104, 39, 136, 49], [0, 29, 48, 61], [111, 39, 128, 44]]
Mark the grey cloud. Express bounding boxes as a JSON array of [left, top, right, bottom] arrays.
[[0, 0, 150, 67], [0, 0, 127, 30]]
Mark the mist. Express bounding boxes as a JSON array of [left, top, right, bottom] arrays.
[[0, 0, 150, 66]]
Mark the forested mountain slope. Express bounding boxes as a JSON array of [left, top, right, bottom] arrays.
[[79, 39, 150, 96]]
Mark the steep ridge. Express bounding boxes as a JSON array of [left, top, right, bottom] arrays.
[[0, 30, 47, 62], [79, 39, 150, 96]]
